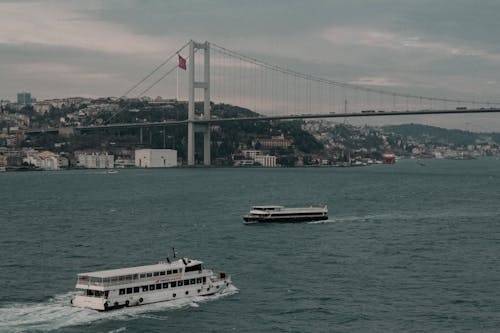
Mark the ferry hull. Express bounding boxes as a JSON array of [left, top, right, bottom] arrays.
[[72, 295, 108, 311], [72, 279, 230, 311]]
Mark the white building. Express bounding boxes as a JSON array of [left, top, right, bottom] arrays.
[[77, 152, 114, 169], [135, 149, 177, 168], [114, 158, 135, 168], [241, 149, 262, 160], [33, 102, 52, 114], [255, 155, 277, 167], [235, 149, 277, 167], [24, 150, 68, 170]]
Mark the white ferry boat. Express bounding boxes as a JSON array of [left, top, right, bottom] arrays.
[[243, 205, 328, 224], [71, 257, 231, 311]]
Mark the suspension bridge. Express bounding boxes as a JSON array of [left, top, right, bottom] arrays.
[[26, 40, 500, 166]]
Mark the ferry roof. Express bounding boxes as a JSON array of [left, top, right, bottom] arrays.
[[252, 205, 284, 209], [78, 258, 202, 279], [251, 206, 327, 212]]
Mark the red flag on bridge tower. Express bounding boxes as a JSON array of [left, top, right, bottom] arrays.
[[178, 54, 187, 70]]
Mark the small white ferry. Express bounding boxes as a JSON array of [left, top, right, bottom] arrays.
[[71, 256, 231, 311], [243, 205, 328, 224]]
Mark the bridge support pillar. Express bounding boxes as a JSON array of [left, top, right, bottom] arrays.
[[187, 122, 194, 165], [187, 40, 211, 166], [203, 128, 210, 166]]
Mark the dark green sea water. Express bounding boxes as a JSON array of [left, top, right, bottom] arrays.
[[1, 159, 500, 332]]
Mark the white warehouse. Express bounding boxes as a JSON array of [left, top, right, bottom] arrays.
[[135, 149, 177, 168], [77, 152, 114, 169]]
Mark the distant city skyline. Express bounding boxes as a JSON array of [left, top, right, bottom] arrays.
[[1, 0, 500, 131]]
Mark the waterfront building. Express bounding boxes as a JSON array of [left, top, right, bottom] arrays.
[[241, 149, 262, 160], [24, 150, 69, 170], [234, 150, 276, 167], [114, 158, 135, 168], [135, 149, 177, 168], [382, 153, 396, 164], [255, 155, 277, 167], [77, 152, 114, 169], [0, 148, 7, 171]]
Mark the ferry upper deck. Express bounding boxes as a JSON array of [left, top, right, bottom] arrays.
[[76, 258, 204, 290]]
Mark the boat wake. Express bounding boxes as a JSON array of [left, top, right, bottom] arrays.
[[307, 219, 336, 225], [0, 285, 238, 332], [325, 210, 500, 225]]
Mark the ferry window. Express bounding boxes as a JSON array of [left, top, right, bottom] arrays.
[[190, 279, 195, 284], [155, 283, 161, 290], [160, 271, 165, 276], [126, 288, 132, 294], [185, 264, 202, 272], [111, 277, 118, 282], [184, 279, 189, 285], [125, 275, 132, 281], [173, 293, 176, 298], [202, 277, 206, 284], [179, 268, 183, 273], [185, 291, 189, 295], [147, 273, 152, 277], [196, 278, 202, 284], [103, 278, 110, 283], [153, 272, 159, 277], [163, 283, 168, 289], [119, 276, 124, 281], [167, 270, 172, 275], [140, 274, 146, 278], [172, 269, 178, 274], [149, 284, 155, 291], [105, 291, 109, 297], [171, 281, 177, 287], [87, 290, 94, 296], [133, 274, 138, 280], [142, 286, 148, 292], [134, 287, 140, 293], [178, 281, 183, 286], [119, 289, 125, 295]]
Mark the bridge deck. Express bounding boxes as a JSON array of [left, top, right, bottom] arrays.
[[24, 108, 500, 134]]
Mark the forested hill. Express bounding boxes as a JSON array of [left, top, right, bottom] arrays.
[[382, 124, 500, 146], [210, 104, 323, 160]]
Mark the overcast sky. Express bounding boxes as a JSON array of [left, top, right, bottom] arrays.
[[1, 0, 500, 131]]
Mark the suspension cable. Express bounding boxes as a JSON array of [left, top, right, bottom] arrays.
[[210, 42, 500, 106], [104, 42, 190, 124], [120, 41, 189, 98]]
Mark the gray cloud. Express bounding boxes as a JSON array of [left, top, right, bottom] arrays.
[[1, 0, 499, 131]]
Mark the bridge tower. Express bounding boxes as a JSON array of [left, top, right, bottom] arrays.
[[187, 40, 211, 166]]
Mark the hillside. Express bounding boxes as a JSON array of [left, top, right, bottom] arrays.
[[19, 102, 323, 165], [382, 124, 499, 146]]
